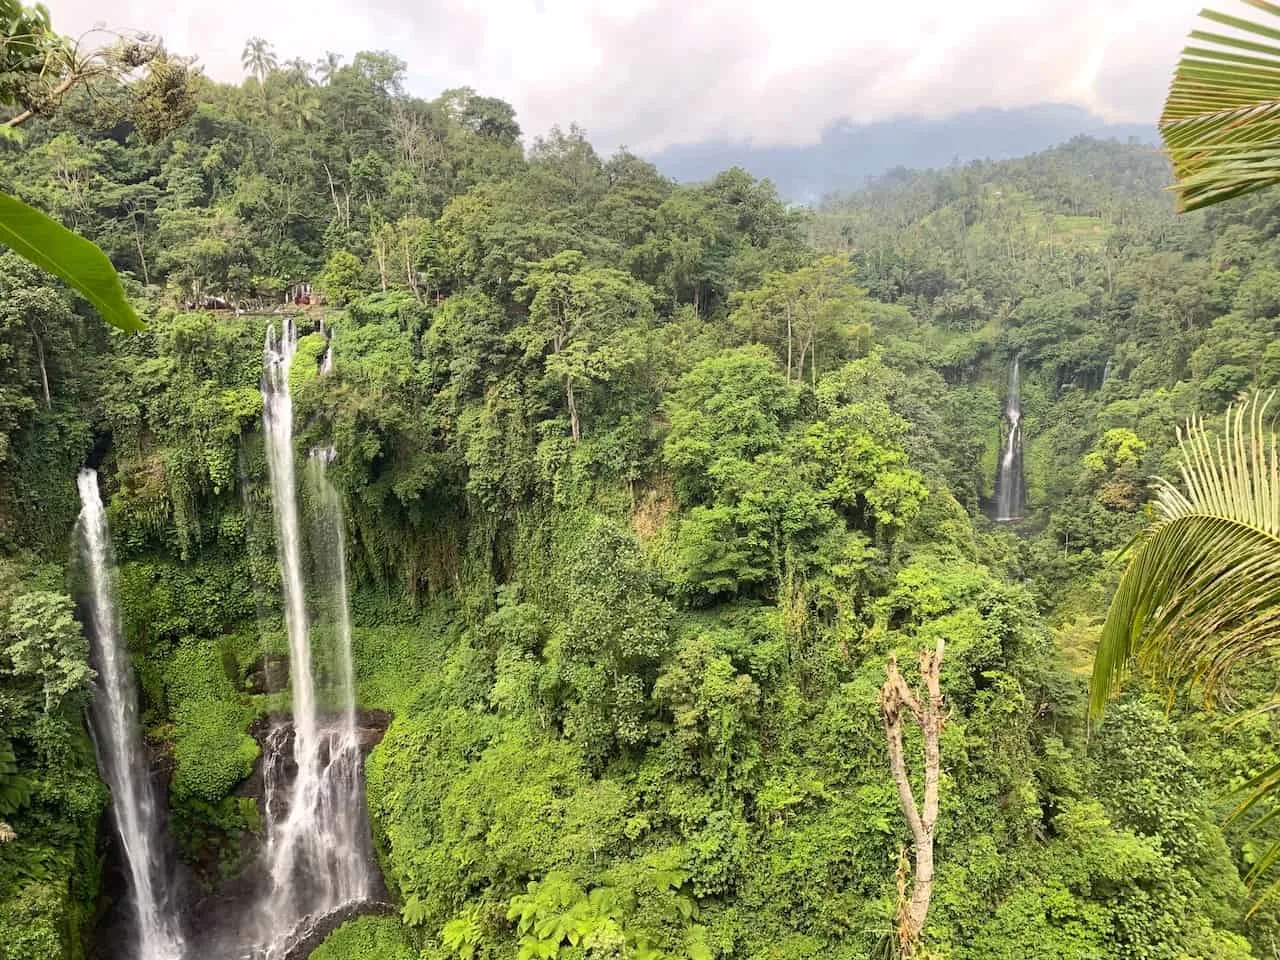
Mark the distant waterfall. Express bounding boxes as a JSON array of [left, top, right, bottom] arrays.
[[993, 357, 1026, 522], [77, 470, 185, 960], [256, 320, 374, 959]]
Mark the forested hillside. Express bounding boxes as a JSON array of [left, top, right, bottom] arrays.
[[2, 40, 1280, 960]]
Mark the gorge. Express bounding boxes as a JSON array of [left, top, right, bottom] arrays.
[[1, 31, 1278, 960], [76, 321, 380, 960]]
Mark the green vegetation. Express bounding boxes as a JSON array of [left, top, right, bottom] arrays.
[[2, 15, 1280, 960]]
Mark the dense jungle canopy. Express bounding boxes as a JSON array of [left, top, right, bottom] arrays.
[[2, 26, 1280, 960]]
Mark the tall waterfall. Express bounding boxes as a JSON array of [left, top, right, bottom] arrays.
[[76, 470, 185, 960], [993, 356, 1026, 522], [257, 319, 373, 958]]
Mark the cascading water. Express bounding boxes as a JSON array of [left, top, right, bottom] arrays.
[[993, 356, 1026, 522], [77, 469, 185, 960], [256, 319, 373, 958], [319, 330, 334, 376]]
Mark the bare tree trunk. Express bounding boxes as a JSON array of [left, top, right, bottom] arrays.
[[29, 325, 51, 409], [880, 639, 945, 957], [135, 226, 150, 286], [566, 376, 580, 443], [323, 163, 341, 223], [374, 236, 388, 292], [785, 302, 793, 382], [403, 238, 420, 300]]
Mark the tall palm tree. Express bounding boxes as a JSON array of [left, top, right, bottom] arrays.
[[1158, 0, 1280, 212], [240, 36, 277, 84], [282, 56, 312, 84], [315, 51, 343, 85]]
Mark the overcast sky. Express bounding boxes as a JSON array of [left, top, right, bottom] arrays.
[[55, 0, 1203, 153]]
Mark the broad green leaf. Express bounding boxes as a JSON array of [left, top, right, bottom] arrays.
[[0, 190, 143, 331]]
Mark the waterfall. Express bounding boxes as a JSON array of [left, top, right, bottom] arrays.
[[994, 357, 1026, 522], [256, 319, 373, 959], [319, 330, 334, 376], [76, 470, 185, 960]]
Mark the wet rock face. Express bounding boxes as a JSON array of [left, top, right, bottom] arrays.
[[92, 710, 392, 960], [244, 655, 292, 696]]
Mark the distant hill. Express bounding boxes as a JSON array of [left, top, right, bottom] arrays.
[[648, 104, 1157, 203]]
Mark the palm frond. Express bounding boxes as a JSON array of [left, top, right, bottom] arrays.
[[1161, 2, 1280, 211], [1090, 393, 1280, 717]]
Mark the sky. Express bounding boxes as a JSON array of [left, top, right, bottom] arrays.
[[55, 0, 1204, 154]]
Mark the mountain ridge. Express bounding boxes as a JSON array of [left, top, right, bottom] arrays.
[[648, 103, 1158, 202]]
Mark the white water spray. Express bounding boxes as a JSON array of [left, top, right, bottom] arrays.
[[256, 320, 372, 958], [77, 469, 185, 960]]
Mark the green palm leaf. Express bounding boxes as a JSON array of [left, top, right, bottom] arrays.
[[1091, 394, 1280, 900], [1160, 1, 1280, 211], [1091, 393, 1280, 716]]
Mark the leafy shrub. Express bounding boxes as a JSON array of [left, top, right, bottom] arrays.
[[170, 700, 258, 803], [309, 916, 418, 960], [0, 882, 64, 960]]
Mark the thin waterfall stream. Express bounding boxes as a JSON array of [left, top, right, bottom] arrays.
[[994, 356, 1026, 522], [256, 319, 375, 958], [77, 469, 186, 960]]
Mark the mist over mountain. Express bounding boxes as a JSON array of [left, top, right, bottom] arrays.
[[648, 103, 1158, 201]]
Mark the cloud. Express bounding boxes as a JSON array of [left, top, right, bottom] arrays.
[[53, 0, 1203, 153]]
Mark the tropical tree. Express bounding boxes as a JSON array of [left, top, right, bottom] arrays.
[[1158, 0, 1280, 211], [315, 50, 343, 84], [281, 56, 312, 83], [241, 36, 277, 84]]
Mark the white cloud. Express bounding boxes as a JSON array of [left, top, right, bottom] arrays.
[[53, 0, 1203, 152]]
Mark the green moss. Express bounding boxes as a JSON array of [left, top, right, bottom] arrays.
[[307, 916, 418, 960], [162, 636, 260, 887], [289, 333, 328, 397], [171, 700, 258, 803]]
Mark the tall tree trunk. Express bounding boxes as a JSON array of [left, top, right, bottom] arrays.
[[29, 325, 50, 410], [374, 238, 388, 292], [880, 639, 945, 957], [135, 226, 150, 286], [785, 303, 793, 382], [566, 376, 580, 443], [403, 239, 420, 300]]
